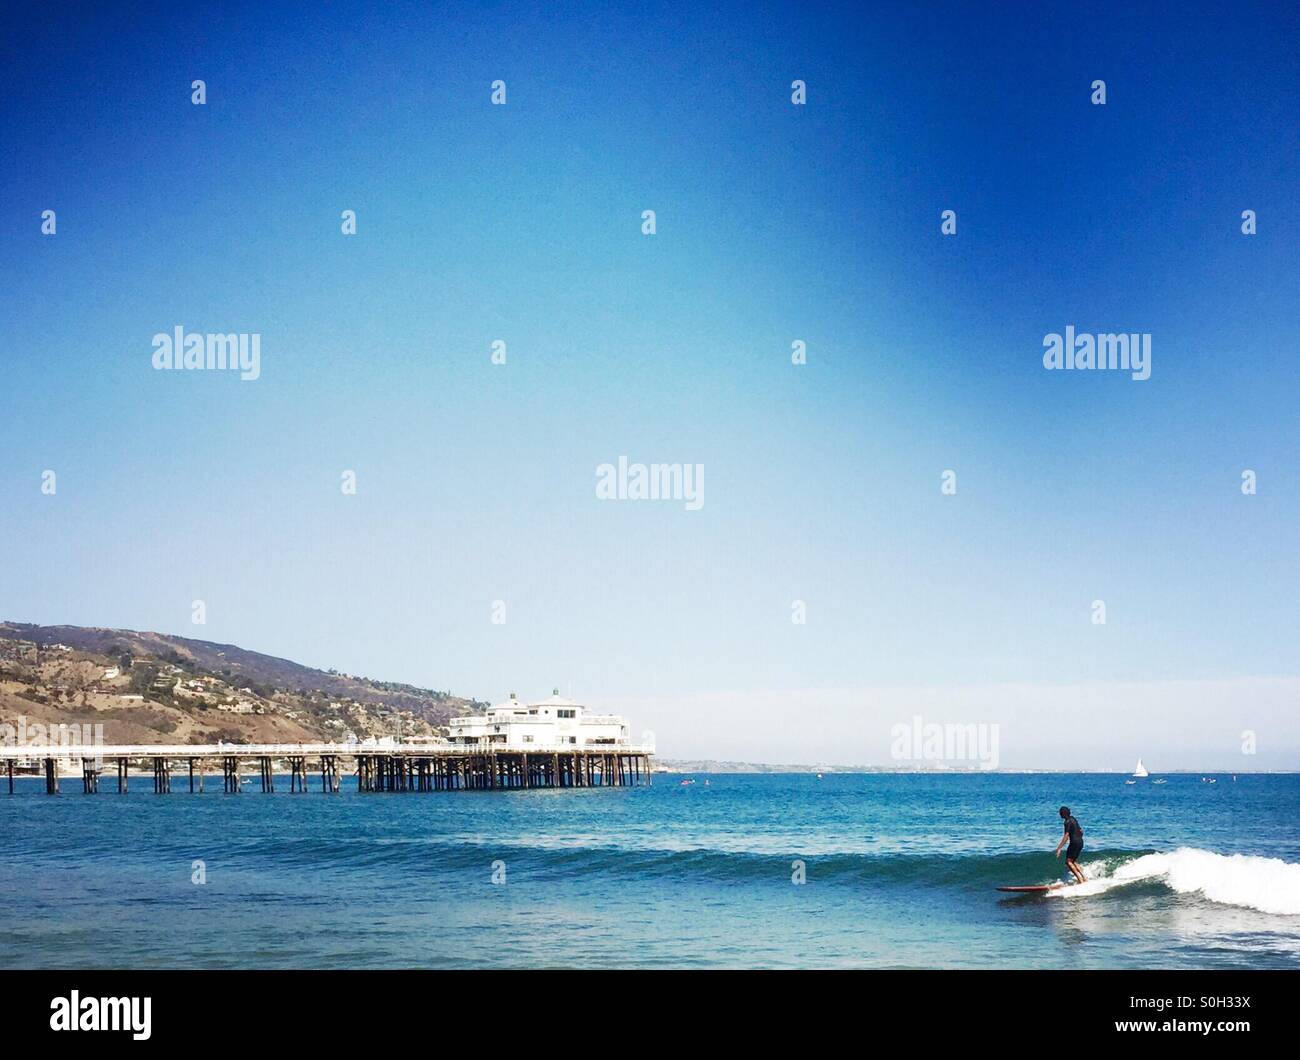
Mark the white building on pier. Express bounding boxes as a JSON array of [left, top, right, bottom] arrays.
[[446, 691, 633, 752]]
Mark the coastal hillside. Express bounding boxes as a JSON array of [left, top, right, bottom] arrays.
[[0, 621, 486, 745]]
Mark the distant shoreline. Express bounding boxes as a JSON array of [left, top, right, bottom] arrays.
[[656, 761, 1298, 775]]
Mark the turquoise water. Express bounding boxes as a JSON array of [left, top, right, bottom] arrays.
[[2, 772, 1297, 968]]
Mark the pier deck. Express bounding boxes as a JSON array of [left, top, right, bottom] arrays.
[[0, 744, 654, 794]]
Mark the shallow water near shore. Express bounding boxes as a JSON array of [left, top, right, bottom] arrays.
[[2, 772, 1297, 968]]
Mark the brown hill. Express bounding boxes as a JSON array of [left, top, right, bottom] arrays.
[[0, 621, 486, 746]]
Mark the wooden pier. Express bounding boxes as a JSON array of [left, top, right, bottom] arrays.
[[0, 743, 653, 795]]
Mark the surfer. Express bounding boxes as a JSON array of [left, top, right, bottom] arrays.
[[1054, 806, 1086, 884]]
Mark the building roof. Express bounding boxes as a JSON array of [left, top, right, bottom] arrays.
[[530, 691, 580, 709]]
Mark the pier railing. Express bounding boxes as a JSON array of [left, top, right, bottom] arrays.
[[0, 741, 654, 759]]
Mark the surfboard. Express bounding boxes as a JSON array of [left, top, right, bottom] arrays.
[[996, 883, 1067, 893]]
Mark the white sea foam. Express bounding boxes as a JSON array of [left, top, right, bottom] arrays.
[[1048, 847, 1300, 915]]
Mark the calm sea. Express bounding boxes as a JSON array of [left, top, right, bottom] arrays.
[[2, 771, 1297, 968]]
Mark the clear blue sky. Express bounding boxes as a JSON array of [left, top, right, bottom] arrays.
[[2, 2, 1297, 765]]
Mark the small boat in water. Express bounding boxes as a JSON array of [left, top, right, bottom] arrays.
[[1133, 758, 1149, 778]]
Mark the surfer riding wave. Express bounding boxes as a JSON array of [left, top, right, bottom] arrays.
[[1055, 806, 1086, 884]]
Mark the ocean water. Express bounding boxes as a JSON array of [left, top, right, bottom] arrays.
[[1, 771, 1297, 968]]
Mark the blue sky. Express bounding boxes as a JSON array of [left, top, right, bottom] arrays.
[[2, 2, 1297, 766]]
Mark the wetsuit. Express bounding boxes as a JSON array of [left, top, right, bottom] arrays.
[[1063, 814, 1084, 861]]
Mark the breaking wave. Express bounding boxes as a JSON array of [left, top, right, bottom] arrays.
[[1048, 847, 1300, 916]]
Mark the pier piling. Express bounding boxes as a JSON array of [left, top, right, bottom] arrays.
[[223, 756, 239, 794], [349, 750, 652, 794], [5, 746, 653, 797]]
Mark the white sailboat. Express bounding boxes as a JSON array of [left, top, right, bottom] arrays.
[[1132, 758, 1149, 778]]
